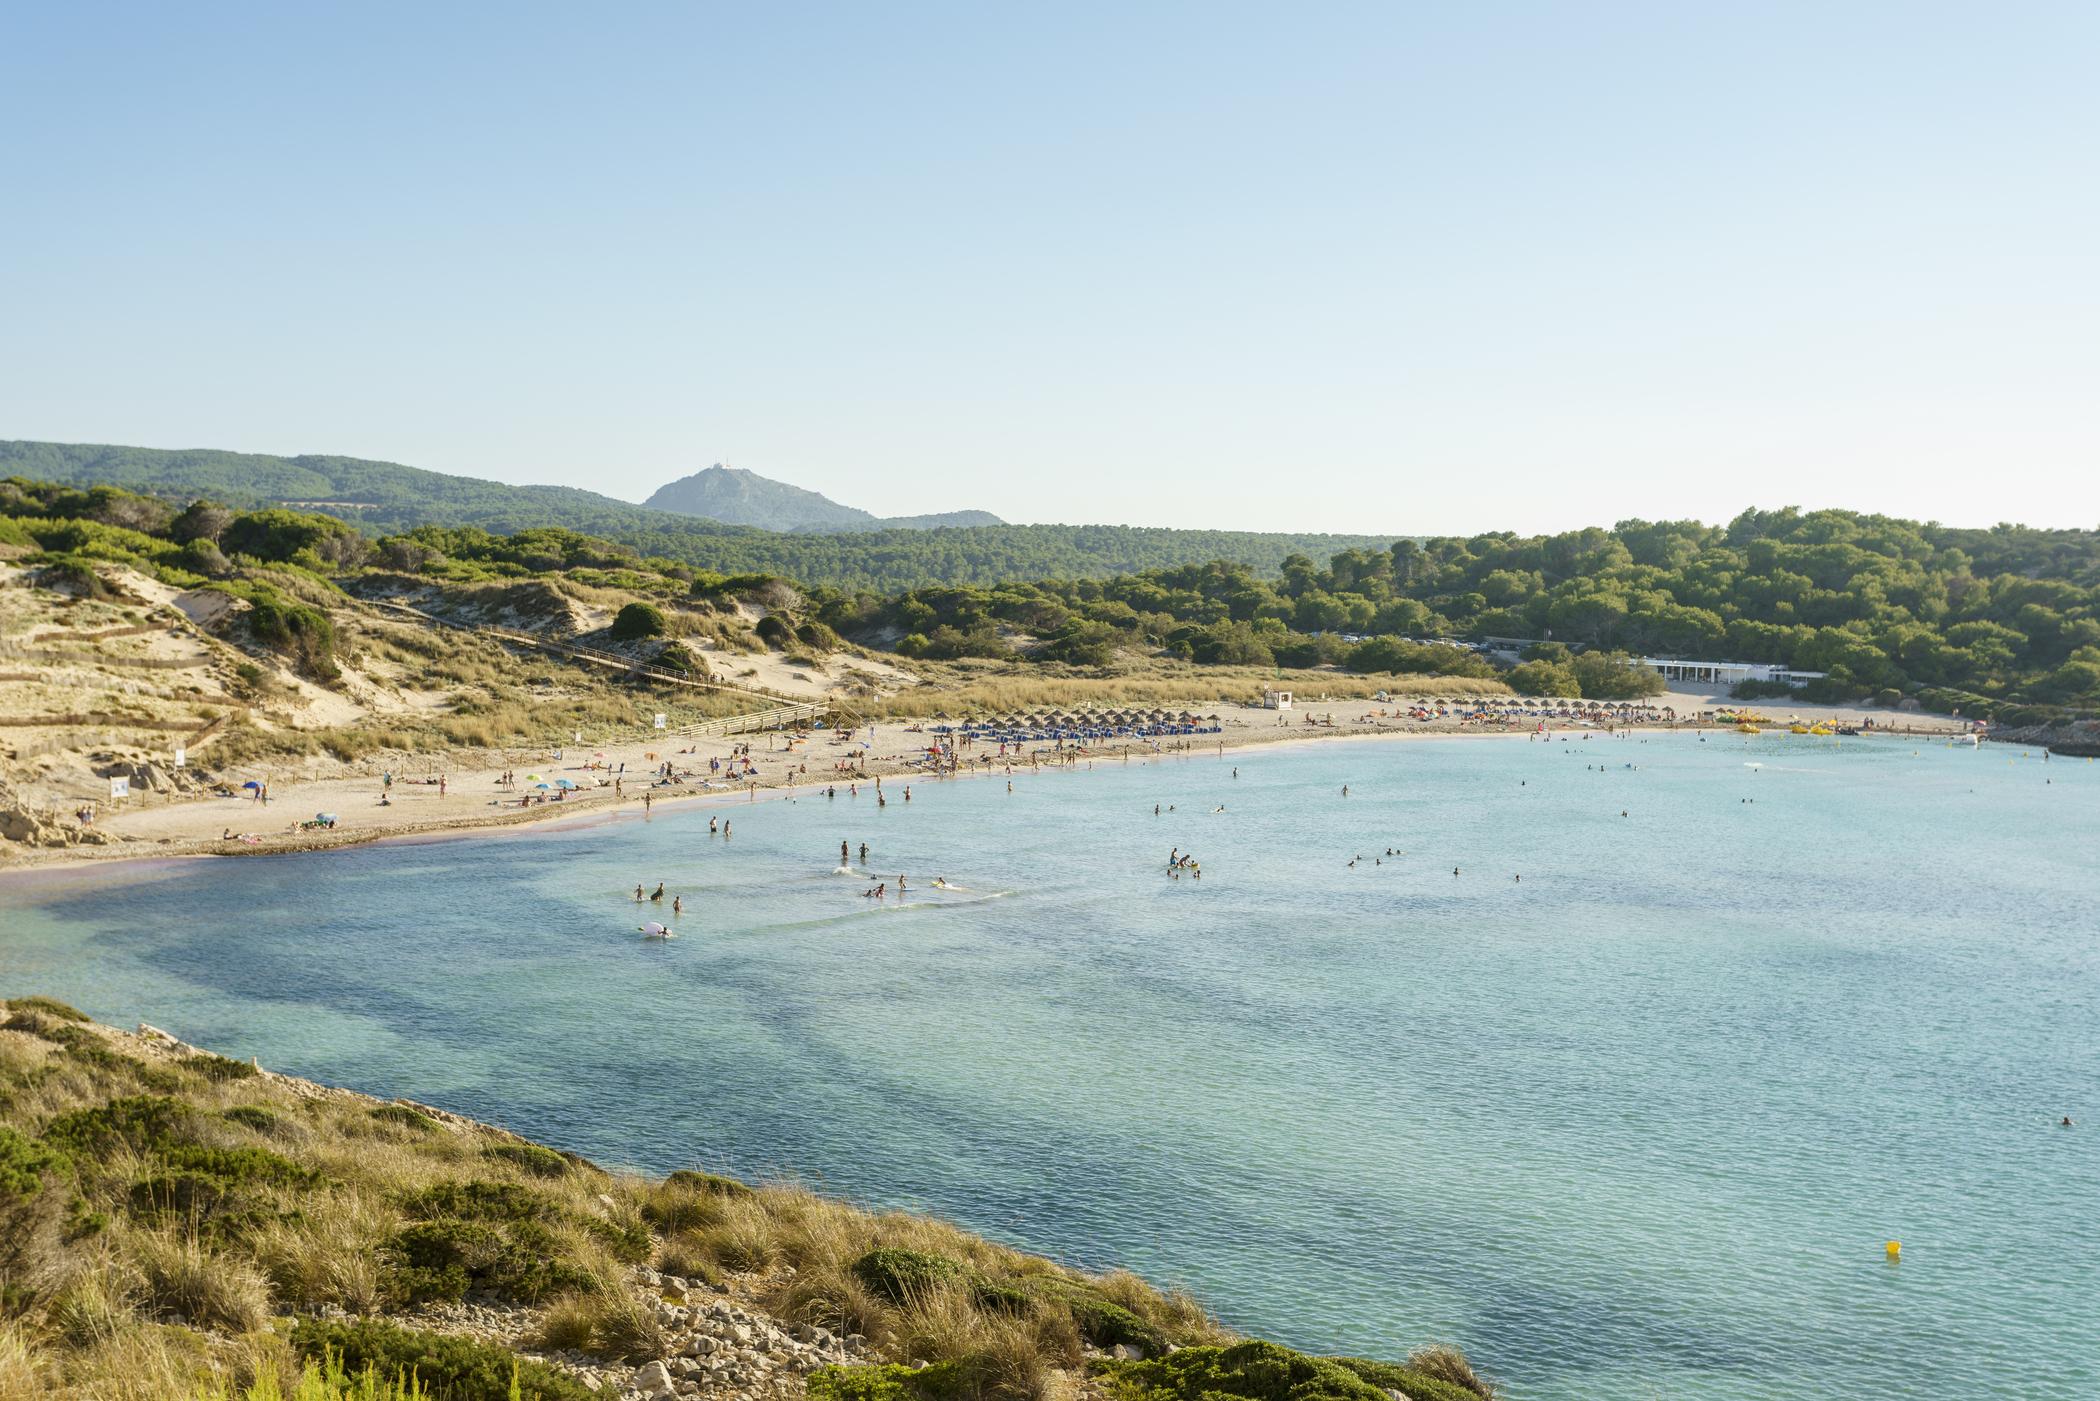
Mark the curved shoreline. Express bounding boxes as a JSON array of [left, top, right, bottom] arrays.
[[0, 700, 1975, 879]]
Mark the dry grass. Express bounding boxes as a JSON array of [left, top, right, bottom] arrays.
[[128, 1230, 274, 1334], [1407, 1343, 1499, 1399], [2, 1000, 1486, 1401], [0, 1322, 48, 1401]]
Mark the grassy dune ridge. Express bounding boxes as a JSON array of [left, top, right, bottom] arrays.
[[0, 998, 1495, 1401]]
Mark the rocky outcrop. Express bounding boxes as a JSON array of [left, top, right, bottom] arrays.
[[1989, 718, 2100, 756], [410, 1268, 876, 1401], [0, 775, 111, 847]]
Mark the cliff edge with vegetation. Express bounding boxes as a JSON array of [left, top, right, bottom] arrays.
[[0, 997, 1496, 1401]]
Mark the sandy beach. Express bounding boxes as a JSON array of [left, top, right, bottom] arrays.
[[0, 684, 1972, 875]]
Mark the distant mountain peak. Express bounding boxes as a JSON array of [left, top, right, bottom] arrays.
[[642, 463, 1003, 534]]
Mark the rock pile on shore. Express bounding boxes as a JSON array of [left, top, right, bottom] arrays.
[[409, 1266, 876, 1401]]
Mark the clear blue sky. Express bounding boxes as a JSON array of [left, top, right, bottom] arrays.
[[3, 3, 2094, 534]]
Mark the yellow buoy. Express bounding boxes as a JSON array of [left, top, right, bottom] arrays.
[[1885, 1240, 1901, 1260]]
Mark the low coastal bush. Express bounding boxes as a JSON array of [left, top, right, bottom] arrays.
[[382, 1216, 589, 1305], [290, 1318, 594, 1401], [853, 1247, 967, 1303], [484, 1142, 569, 1179], [1031, 1279, 1165, 1354], [2, 1004, 1494, 1401], [220, 1105, 287, 1135], [0, 1125, 66, 1199], [5, 996, 90, 1023], [1338, 1349, 1497, 1401], [189, 1053, 260, 1082], [368, 1104, 438, 1134], [1103, 1341, 1490, 1401], [809, 1361, 965, 1401]]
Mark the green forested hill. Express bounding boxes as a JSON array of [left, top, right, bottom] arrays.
[[0, 440, 1392, 590]]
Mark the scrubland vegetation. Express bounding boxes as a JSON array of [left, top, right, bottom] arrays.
[[0, 998, 1496, 1401], [9, 473, 2099, 737]]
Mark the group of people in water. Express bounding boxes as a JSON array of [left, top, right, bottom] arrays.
[[840, 837, 962, 898], [633, 882, 684, 917]]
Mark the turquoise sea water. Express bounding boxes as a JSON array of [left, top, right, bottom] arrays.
[[3, 732, 2096, 1400]]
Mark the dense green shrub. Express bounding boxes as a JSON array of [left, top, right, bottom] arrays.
[[6, 996, 89, 1022], [221, 508, 367, 568], [1331, 1355, 1491, 1401], [0, 1126, 66, 1199], [383, 1217, 587, 1305], [370, 1104, 438, 1133], [383, 1176, 589, 1308], [808, 1362, 965, 1401], [219, 1105, 284, 1134], [665, 1169, 753, 1198], [400, 1180, 545, 1222], [755, 613, 796, 649], [610, 602, 668, 640], [1729, 678, 1800, 701], [1103, 1341, 1481, 1401], [245, 591, 340, 681], [484, 1142, 571, 1179], [1032, 1280, 1166, 1353], [187, 1053, 259, 1082], [36, 556, 117, 600], [850, 1247, 966, 1303], [41, 1095, 190, 1157], [797, 619, 844, 653], [1505, 660, 1578, 696], [290, 1317, 595, 1401]]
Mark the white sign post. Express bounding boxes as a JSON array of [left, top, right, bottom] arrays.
[[108, 777, 130, 800], [653, 713, 668, 730], [173, 746, 186, 769]]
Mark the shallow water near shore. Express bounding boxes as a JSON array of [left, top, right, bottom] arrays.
[[5, 731, 2098, 1400]]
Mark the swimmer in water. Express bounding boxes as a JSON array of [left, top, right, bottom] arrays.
[[672, 895, 683, 915], [650, 882, 665, 902], [634, 884, 645, 901]]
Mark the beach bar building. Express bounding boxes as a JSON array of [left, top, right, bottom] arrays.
[[1638, 658, 1826, 687], [1262, 689, 1293, 710]]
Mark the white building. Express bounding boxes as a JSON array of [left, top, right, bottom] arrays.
[[1262, 689, 1294, 710], [1639, 658, 1827, 687]]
